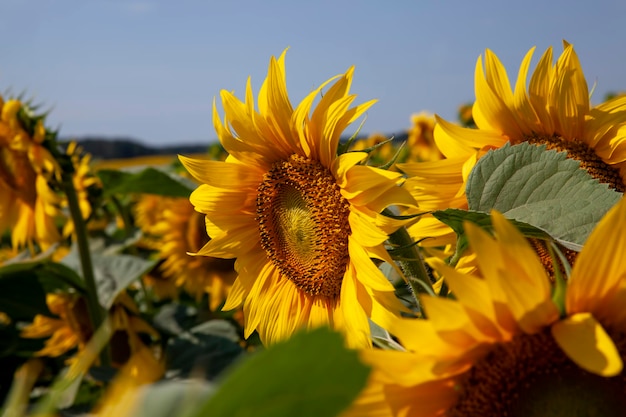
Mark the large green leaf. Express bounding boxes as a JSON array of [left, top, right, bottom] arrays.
[[466, 143, 623, 247], [97, 167, 195, 198], [187, 327, 370, 417]]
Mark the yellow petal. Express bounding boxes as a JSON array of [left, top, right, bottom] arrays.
[[348, 238, 394, 292], [333, 151, 369, 188], [512, 46, 539, 133], [483, 49, 514, 104], [222, 278, 245, 311], [348, 208, 390, 247], [528, 46, 555, 133], [567, 197, 626, 320], [194, 224, 259, 258], [421, 296, 489, 349], [241, 259, 277, 339], [432, 118, 478, 159], [178, 156, 262, 189], [473, 54, 522, 137], [189, 184, 254, 216], [551, 312, 622, 377], [434, 116, 507, 152], [550, 44, 588, 140], [292, 74, 341, 159], [430, 258, 505, 341], [340, 266, 372, 348], [491, 211, 551, 298]]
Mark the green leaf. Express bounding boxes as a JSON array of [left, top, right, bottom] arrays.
[[97, 167, 195, 198], [127, 380, 217, 417], [0, 261, 86, 321], [432, 208, 552, 240], [152, 303, 199, 336], [370, 321, 405, 351], [188, 327, 370, 417], [432, 208, 577, 264], [165, 323, 244, 381], [466, 143, 622, 247], [432, 209, 550, 245], [61, 250, 157, 309]]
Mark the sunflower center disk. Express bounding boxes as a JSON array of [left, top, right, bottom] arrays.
[[524, 134, 625, 192], [256, 154, 351, 299], [527, 238, 578, 281], [448, 327, 626, 417]]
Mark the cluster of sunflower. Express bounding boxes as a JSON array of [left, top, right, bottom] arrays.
[[1, 40, 626, 417]]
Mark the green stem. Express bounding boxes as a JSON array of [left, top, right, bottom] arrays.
[[385, 210, 434, 313], [110, 194, 134, 238], [61, 173, 111, 367]]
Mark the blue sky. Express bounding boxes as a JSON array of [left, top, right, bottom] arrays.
[[2, 0, 626, 146]]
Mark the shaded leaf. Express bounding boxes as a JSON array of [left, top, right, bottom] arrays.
[[152, 303, 198, 337], [433, 208, 550, 239], [129, 380, 216, 417], [0, 261, 87, 320], [97, 168, 194, 198], [165, 328, 243, 381], [62, 251, 157, 309]]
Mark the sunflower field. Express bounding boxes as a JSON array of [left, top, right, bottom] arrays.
[[1, 41, 626, 417]]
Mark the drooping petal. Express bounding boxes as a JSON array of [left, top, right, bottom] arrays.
[[552, 312, 623, 377]]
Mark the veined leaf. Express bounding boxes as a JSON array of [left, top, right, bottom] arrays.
[[61, 250, 157, 309], [466, 143, 622, 247]]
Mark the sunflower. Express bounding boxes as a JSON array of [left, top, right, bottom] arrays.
[[0, 98, 63, 252], [62, 141, 100, 237], [20, 292, 92, 357], [400, 42, 626, 248], [179, 51, 415, 348], [348, 197, 626, 416], [149, 196, 236, 309], [21, 292, 159, 367], [133, 194, 171, 247], [92, 343, 164, 417], [406, 112, 442, 163]]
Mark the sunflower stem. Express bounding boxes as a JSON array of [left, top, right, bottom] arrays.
[[61, 171, 111, 367], [385, 210, 434, 311], [110, 194, 134, 238]]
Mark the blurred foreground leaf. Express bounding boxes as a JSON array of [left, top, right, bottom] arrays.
[[97, 167, 194, 198], [125, 327, 369, 417], [188, 327, 370, 417], [466, 142, 622, 247]]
